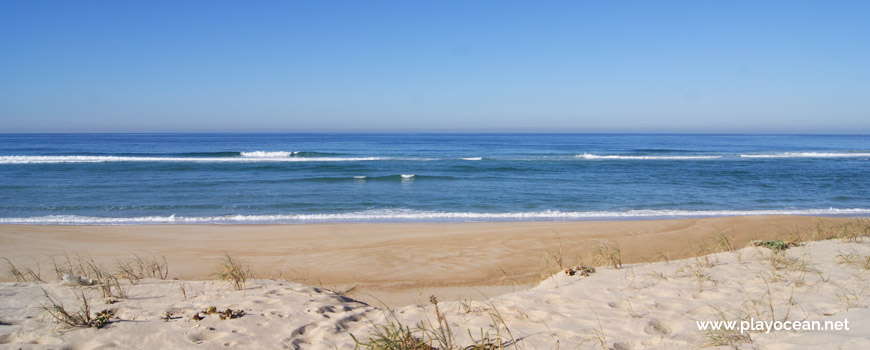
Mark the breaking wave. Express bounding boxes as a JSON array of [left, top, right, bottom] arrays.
[[577, 153, 722, 160], [739, 152, 870, 159], [0, 155, 388, 164]]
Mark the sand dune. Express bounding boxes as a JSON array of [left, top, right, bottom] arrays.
[[1, 235, 869, 349]]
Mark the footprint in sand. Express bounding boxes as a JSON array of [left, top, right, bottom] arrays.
[[316, 305, 337, 314], [187, 329, 227, 344], [611, 341, 633, 350], [544, 297, 564, 305], [643, 318, 672, 336]]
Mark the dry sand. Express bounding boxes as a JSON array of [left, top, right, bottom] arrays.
[[0, 215, 855, 306], [0, 216, 868, 349]]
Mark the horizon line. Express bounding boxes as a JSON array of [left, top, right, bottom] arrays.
[[1, 131, 869, 136]]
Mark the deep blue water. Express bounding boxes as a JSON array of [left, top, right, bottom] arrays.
[[0, 133, 868, 224]]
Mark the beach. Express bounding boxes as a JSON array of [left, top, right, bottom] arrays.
[[5, 0, 869, 347], [1, 215, 869, 349], [0, 215, 855, 306]]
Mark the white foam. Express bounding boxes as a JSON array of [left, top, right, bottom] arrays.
[[462, 157, 483, 161], [0, 155, 387, 164], [577, 153, 722, 160], [400, 174, 415, 179], [353, 176, 367, 179], [2, 208, 868, 225], [739, 152, 870, 159], [240, 151, 298, 158]]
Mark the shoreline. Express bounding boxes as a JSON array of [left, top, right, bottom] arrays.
[[2, 215, 865, 306], [2, 209, 869, 225]]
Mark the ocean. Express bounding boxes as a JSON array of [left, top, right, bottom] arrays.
[[0, 133, 868, 224]]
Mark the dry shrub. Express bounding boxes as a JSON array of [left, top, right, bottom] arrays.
[[590, 240, 622, 269], [352, 296, 518, 350], [218, 254, 253, 291], [41, 288, 115, 329]]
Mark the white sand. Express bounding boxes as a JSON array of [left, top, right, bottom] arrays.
[[2, 238, 869, 349]]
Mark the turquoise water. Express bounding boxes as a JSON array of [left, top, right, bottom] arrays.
[[0, 133, 868, 224]]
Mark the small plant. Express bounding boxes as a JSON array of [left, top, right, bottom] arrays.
[[47, 252, 111, 283], [590, 240, 622, 269], [117, 254, 169, 282], [691, 242, 715, 267], [351, 311, 434, 350], [41, 289, 116, 329], [352, 296, 517, 350], [2, 257, 44, 283], [766, 251, 809, 273], [701, 308, 751, 348], [835, 285, 868, 310], [326, 285, 359, 297], [540, 232, 578, 282], [677, 259, 718, 293], [218, 308, 246, 320], [587, 308, 608, 350], [162, 311, 178, 322], [837, 224, 862, 242], [564, 265, 595, 277], [96, 275, 129, 300], [714, 232, 736, 253], [654, 250, 671, 263], [218, 254, 252, 291], [191, 306, 246, 321], [835, 251, 870, 270], [751, 240, 800, 251]]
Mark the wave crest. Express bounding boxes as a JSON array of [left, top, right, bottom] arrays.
[[240, 151, 298, 158], [0, 155, 387, 164], [740, 152, 870, 159], [577, 153, 722, 160]]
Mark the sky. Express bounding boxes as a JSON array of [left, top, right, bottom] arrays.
[[1, 1, 869, 133]]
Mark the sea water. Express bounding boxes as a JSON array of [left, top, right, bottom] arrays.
[[0, 133, 868, 224]]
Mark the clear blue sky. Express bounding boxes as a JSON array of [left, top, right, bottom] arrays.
[[1, 1, 868, 133]]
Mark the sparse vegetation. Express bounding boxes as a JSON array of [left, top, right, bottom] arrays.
[[835, 250, 870, 270], [654, 250, 671, 263], [539, 233, 580, 282], [96, 275, 129, 299], [701, 308, 751, 348], [677, 258, 717, 293], [587, 308, 608, 350], [714, 232, 736, 253], [690, 242, 716, 267], [590, 240, 622, 269], [2, 257, 44, 283], [41, 288, 116, 329], [564, 265, 595, 277], [766, 250, 809, 274], [218, 254, 253, 291], [798, 220, 870, 242], [751, 240, 800, 251], [835, 285, 869, 310], [327, 285, 359, 297], [352, 296, 517, 350], [116, 254, 169, 282], [191, 306, 246, 321]]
